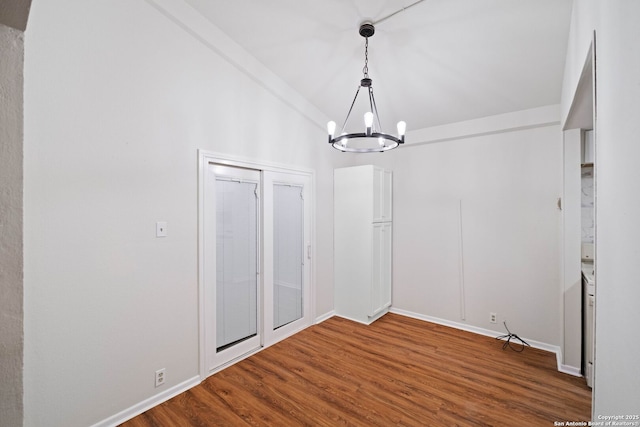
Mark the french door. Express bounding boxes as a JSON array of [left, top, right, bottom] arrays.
[[201, 155, 313, 375], [263, 171, 312, 346], [204, 164, 261, 371]]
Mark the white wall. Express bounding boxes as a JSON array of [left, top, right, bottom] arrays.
[[23, 0, 343, 425], [561, 0, 596, 126], [0, 22, 24, 427], [591, 1, 640, 418], [354, 112, 564, 347], [563, 0, 640, 418]]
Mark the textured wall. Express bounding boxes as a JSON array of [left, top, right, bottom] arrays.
[[0, 23, 24, 427]]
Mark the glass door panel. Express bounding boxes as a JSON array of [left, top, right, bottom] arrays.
[[263, 171, 312, 346], [204, 163, 261, 373], [273, 184, 304, 329], [216, 179, 258, 350]]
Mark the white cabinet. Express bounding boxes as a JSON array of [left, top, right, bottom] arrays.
[[371, 222, 392, 316], [373, 167, 392, 222], [334, 165, 392, 324]]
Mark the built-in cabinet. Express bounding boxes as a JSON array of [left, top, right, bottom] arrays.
[[334, 165, 392, 324]]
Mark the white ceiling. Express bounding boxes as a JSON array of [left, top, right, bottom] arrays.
[[183, 0, 573, 132]]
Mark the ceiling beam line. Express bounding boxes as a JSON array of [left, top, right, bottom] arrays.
[[373, 0, 427, 26]]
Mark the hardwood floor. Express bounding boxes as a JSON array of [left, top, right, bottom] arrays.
[[122, 314, 591, 426]]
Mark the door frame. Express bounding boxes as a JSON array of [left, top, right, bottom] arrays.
[[198, 150, 315, 379]]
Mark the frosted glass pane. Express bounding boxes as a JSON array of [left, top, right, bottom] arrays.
[[216, 180, 258, 351], [273, 184, 304, 329]]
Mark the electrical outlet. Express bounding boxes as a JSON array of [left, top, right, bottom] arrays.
[[156, 222, 167, 238], [155, 368, 166, 387], [490, 312, 497, 324]]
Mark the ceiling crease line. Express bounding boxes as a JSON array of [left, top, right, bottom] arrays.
[[372, 0, 427, 26]]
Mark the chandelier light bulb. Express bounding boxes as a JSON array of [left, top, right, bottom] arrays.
[[397, 121, 407, 136], [364, 112, 374, 135], [327, 121, 336, 137]]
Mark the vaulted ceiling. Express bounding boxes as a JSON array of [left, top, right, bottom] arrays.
[[184, 0, 573, 132]]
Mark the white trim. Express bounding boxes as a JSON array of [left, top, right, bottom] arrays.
[[198, 150, 314, 176], [457, 199, 466, 321], [90, 375, 201, 427], [389, 308, 582, 376], [197, 152, 207, 380], [559, 364, 583, 377], [405, 104, 561, 146], [261, 322, 310, 348], [334, 313, 375, 325], [206, 346, 266, 377], [315, 310, 335, 324], [335, 310, 388, 326]]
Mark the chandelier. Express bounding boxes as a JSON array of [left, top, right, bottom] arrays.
[[327, 22, 406, 153]]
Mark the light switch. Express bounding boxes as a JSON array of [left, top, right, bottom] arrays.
[[156, 221, 167, 237]]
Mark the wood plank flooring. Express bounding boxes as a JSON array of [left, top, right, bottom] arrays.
[[122, 314, 591, 426]]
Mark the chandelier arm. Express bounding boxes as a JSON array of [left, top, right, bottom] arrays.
[[341, 85, 362, 134], [367, 86, 377, 132], [369, 87, 384, 133]]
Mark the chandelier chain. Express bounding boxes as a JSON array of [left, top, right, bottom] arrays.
[[363, 37, 369, 78]]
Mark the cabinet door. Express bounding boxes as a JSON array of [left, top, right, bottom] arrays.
[[380, 222, 392, 310], [370, 223, 392, 316], [373, 168, 392, 222]]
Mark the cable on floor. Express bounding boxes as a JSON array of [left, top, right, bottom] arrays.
[[496, 321, 531, 352]]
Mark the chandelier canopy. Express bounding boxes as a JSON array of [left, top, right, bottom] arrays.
[[327, 23, 406, 153]]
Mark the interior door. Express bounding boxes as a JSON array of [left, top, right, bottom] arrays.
[[263, 171, 312, 346], [204, 163, 261, 372]]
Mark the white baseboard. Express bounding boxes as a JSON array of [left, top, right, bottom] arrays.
[[389, 308, 581, 377], [334, 313, 384, 326], [315, 310, 335, 324], [553, 347, 583, 376], [559, 364, 582, 377], [90, 375, 201, 427]]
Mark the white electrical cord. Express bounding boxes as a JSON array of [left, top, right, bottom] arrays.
[[373, 0, 427, 26]]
